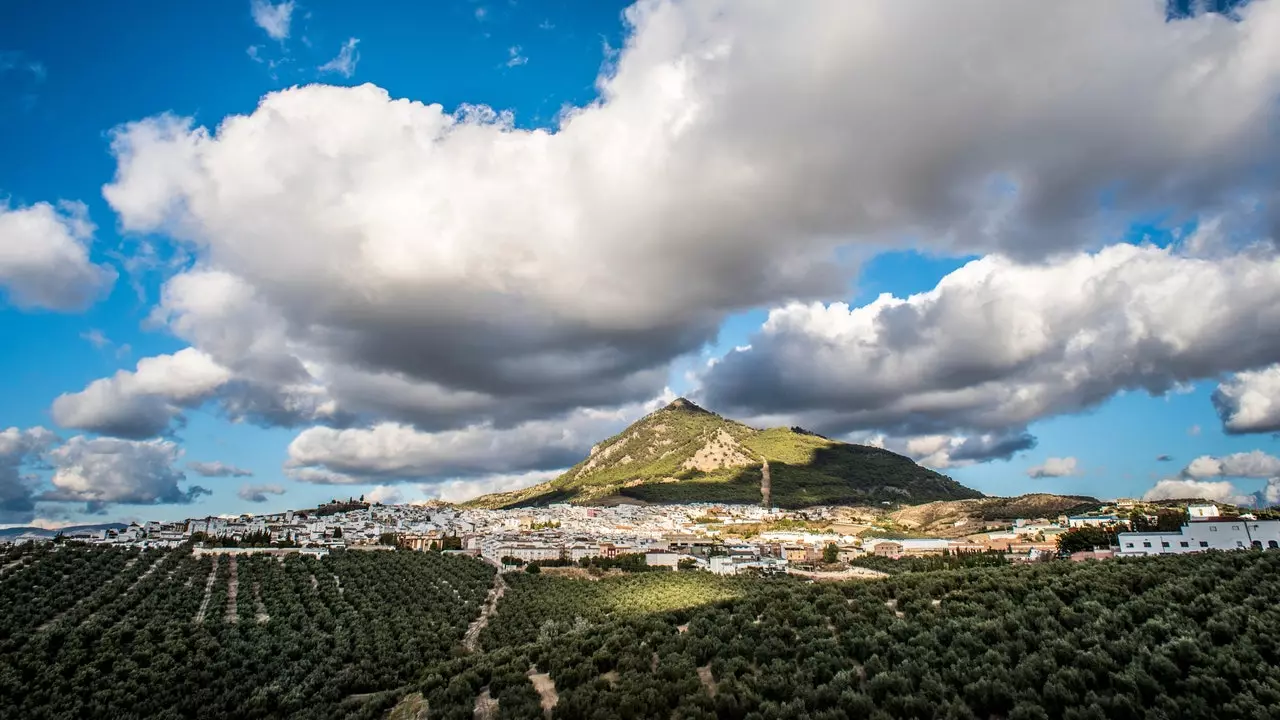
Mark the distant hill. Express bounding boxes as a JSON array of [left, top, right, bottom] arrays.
[[464, 398, 983, 509], [889, 494, 1103, 536], [0, 523, 127, 539]]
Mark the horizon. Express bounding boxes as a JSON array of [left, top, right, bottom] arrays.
[[4, 0, 1280, 527]]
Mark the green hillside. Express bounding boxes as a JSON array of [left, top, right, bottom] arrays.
[[464, 398, 982, 509]]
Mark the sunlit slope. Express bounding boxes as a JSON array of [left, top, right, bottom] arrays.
[[464, 399, 982, 509]]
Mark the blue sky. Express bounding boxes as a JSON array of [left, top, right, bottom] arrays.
[[2, 0, 1280, 526]]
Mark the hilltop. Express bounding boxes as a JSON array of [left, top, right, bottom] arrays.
[[464, 398, 982, 509], [886, 493, 1103, 536]]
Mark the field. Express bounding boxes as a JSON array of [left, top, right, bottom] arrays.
[[6, 543, 1280, 720], [394, 552, 1280, 720], [0, 543, 493, 719]]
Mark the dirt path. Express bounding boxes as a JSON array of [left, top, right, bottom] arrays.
[[698, 665, 717, 697], [786, 566, 888, 581], [0, 557, 27, 577], [463, 567, 506, 653], [253, 582, 270, 624], [528, 669, 558, 717], [761, 459, 771, 508], [224, 555, 238, 623], [473, 687, 497, 719], [193, 556, 219, 624]]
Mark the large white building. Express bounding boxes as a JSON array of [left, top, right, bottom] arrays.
[[1118, 517, 1280, 556]]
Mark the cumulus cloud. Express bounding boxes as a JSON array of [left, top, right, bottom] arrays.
[[1214, 364, 1280, 434], [365, 484, 404, 505], [423, 469, 563, 504], [250, 0, 293, 40], [1142, 478, 1255, 506], [51, 349, 233, 438], [0, 200, 115, 311], [94, 1, 1280, 464], [1182, 450, 1280, 479], [1027, 457, 1079, 479], [285, 394, 671, 484], [869, 430, 1035, 470], [237, 483, 285, 502], [0, 427, 59, 524], [318, 38, 359, 77], [700, 244, 1280, 438], [188, 461, 253, 477], [42, 437, 208, 511]]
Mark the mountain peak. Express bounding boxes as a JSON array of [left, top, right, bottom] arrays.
[[663, 397, 707, 413]]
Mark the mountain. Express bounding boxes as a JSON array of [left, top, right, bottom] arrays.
[[0, 523, 127, 539], [464, 398, 983, 509], [888, 494, 1103, 537]]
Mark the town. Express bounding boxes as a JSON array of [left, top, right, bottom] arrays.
[[10, 498, 1279, 573]]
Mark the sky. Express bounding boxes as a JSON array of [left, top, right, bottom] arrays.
[[3, 0, 1280, 528]]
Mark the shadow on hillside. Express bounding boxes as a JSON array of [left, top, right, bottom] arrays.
[[622, 444, 982, 509]]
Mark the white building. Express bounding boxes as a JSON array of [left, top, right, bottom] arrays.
[[1187, 504, 1221, 519], [1118, 518, 1280, 556], [1068, 515, 1121, 528]]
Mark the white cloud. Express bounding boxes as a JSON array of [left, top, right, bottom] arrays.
[[188, 461, 253, 477], [92, 1, 1280, 476], [80, 329, 110, 349], [52, 349, 233, 438], [1142, 478, 1254, 506], [250, 0, 294, 41], [867, 430, 1035, 470], [422, 469, 562, 504], [285, 394, 671, 483], [1182, 450, 1280, 479], [42, 436, 208, 510], [237, 483, 285, 502], [1214, 364, 1280, 434], [1027, 456, 1079, 479], [506, 46, 528, 67], [700, 244, 1280, 438], [0, 427, 58, 524], [1189, 424, 1203, 436], [318, 38, 360, 77], [365, 484, 403, 505], [0, 200, 115, 311]]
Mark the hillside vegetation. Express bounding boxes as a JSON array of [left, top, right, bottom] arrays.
[[374, 551, 1280, 720], [465, 399, 981, 509], [889, 494, 1103, 536]]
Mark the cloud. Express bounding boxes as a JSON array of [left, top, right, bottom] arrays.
[[423, 469, 562, 504], [1188, 425, 1202, 436], [188, 461, 253, 478], [1142, 478, 1255, 506], [365, 484, 403, 505], [94, 1, 1280, 474], [237, 483, 285, 502], [250, 0, 294, 40], [1182, 450, 1280, 479], [41, 436, 208, 511], [52, 349, 233, 439], [318, 38, 359, 77], [869, 430, 1035, 470], [1214, 364, 1280, 434], [285, 394, 671, 484], [0, 200, 116, 311], [506, 46, 528, 67], [0, 427, 59, 524], [1156, 454, 1174, 462], [1027, 456, 1079, 479], [700, 243, 1280, 438]]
